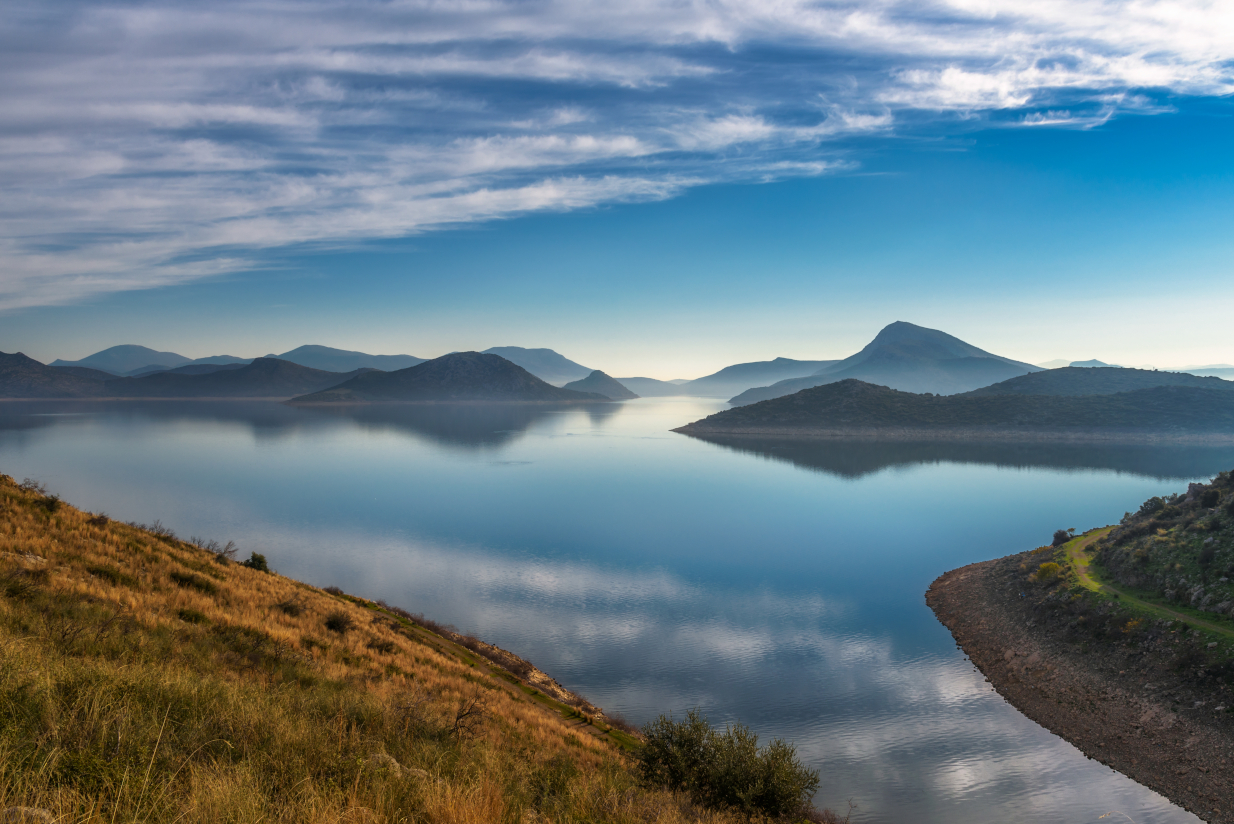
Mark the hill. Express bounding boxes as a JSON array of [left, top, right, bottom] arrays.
[[0, 351, 104, 398], [481, 347, 592, 385], [962, 366, 1234, 397], [270, 345, 424, 373], [729, 322, 1039, 405], [290, 352, 610, 404], [614, 377, 685, 397], [675, 357, 835, 398], [677, 379, 1234, 443], [101, 358, 367, 399], [50, 364, 117, 382], [51, 344, 193, 373], [562, 370, 639, 400], [1070, 359, 1119, 368]]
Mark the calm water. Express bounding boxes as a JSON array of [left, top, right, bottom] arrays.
[[4, 398, 1232, 824]]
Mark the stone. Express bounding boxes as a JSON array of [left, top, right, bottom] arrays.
[[365, 752, 402, 776]]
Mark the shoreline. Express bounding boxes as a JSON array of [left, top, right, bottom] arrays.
[[928, 551, 1234, 823], [674, 425, 1234, 445]]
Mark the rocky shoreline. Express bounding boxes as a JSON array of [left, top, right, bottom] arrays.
[[928, 552, 1234, 823]]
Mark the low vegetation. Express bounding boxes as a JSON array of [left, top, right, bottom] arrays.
[[0, 473, 838, 822], [1018, 470, 1234, 691]]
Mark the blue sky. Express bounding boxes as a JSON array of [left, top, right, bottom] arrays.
[[2, 0, 1232, 378]]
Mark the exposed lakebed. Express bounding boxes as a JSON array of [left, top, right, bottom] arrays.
[[3, 398, 1233, 823]]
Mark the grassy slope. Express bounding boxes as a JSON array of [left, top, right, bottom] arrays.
[[1023, 472, 1234, 683], [0, 474, 742, 823]]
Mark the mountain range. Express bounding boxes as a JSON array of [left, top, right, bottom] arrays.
[[289, 352, 610, 404], [961, 367, 1234, 397], [101, 358, 374, 398], [729, 322, 1041, 405]]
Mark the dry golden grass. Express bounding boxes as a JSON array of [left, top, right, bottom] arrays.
[[0, 473, 750, 823]]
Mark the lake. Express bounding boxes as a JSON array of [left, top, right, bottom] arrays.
[[3, 398, 1231, 823]]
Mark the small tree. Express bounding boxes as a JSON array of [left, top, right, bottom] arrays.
[[242, 552, 269, 572], [1052, 528, 1074, 547]]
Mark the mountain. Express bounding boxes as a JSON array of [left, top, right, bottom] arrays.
[[481, 347, 592, 385], [675, 357, 836, 398], [51, 365, 117, 382], [1179, 366, 1234, 380], [677, 379, 1234, 441], [269, 345, 423, 373], [1036, 359, 1072, 369], [290, 352, 609, 404], [729, 322, 1040, 405], [164, 363, 249, 376], [1, 351, 105, 398], [51, 345, 193, 373], [101, 358, 368, 398], [613, 377, 684, 397], [562, 370, 639, 400], [1070, 359, 1119, 368], [962, 367, 1234, 398]]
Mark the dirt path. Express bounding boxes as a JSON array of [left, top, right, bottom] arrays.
[[1063, 531, 1234, 642]]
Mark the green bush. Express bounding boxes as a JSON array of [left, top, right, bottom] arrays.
[[637, 708, 819, 818], [242, 552, 270, 572], [169, 570, 218, 595], [1032, 562, 1062, 584]]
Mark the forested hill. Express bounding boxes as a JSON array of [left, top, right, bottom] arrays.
[[676, 379, 1234, 439]]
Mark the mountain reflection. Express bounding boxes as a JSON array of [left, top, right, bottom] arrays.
[[0, 400, 621, 451], [684, 434, 1234, 480]]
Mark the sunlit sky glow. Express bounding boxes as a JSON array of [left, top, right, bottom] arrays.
[[2, 0, 1232, 378]]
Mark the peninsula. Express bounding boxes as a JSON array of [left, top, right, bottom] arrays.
[[928, 473, 1234, 823], [675, 377, 1234, 444]]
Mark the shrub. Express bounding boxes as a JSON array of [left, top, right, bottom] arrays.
[[1051, 529, 1073, 547], [177, 607, 209, 624], [86, 564, 138, 588], [638, 708, 819, 818], [323, 585, 345, 596], [169, 570, 218, 595], [1032, 562, 1062, 584], [242, 552, 269, 573], [1138, 497, 1165, 517], [1200, 489, 1220, 508], [274, 597, 304, 617], [324, 610, 354, 634]]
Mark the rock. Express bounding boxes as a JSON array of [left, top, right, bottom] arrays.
[[0, 808, 55, 824]]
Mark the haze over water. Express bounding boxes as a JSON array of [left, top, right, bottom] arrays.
[[3, 398, 1230, 823]]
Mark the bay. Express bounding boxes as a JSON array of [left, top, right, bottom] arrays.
[[3, 398, 1231, 823]]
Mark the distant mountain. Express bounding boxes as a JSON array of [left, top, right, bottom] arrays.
[[675, 357, 836, 398], [290, 352, 609, 404], [729, 322, 1040, 405], [51, 365, 117, 382], [677, 379, 1234, 441], [1070, 359, 1119, 368], [270, 345, 422, 373], [1, 351, 104, 398], [614, 377, 685, 397], [163, 363, 248, 376], [1179, 366, 1234, 380], [562, 371, 639, 400], [51, 345, 193, 373], [102, 358, 367, 398], [481, 347, 592, 386], [962, 367, 1234, 397], [1036, 359, 1072, 369]]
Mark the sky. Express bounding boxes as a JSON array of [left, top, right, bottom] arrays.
[[2, 0, 1233, 379]]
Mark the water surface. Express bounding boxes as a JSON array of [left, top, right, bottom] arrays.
[[3, 398, 1230, 823]]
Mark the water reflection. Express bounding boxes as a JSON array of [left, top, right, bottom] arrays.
[[684, 433, 1234, 480], [0, 398, 1215, 824]]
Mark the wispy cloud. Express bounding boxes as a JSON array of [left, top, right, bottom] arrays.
[[1, 0, 1231, 309]]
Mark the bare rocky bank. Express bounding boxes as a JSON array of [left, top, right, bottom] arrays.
[[928, 553, 1234, 823]]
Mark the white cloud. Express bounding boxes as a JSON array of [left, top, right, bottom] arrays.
[[1, 0, 1232, 309]]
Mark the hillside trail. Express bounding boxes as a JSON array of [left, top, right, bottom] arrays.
[[1066, 527, 1234, 640]]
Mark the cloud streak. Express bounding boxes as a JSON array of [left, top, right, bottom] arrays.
[[1, 0, 1231, 309]]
